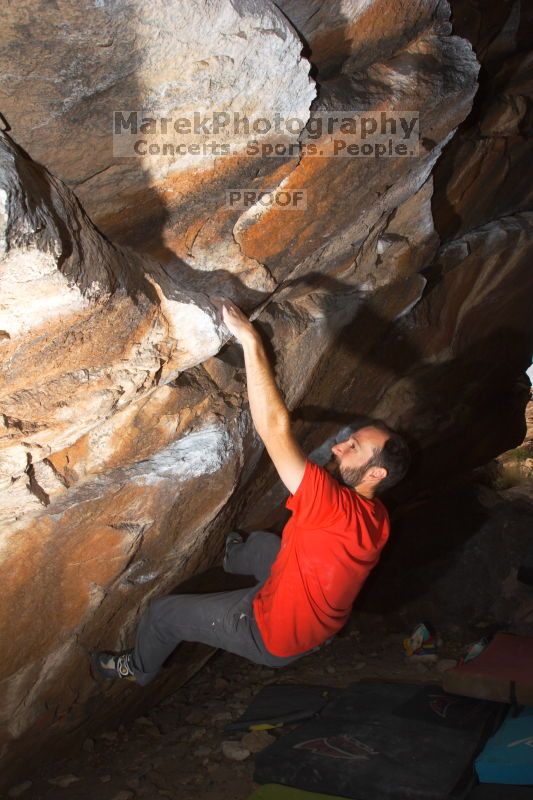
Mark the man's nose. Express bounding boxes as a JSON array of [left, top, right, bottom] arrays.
[[331, 443, 342, 457]]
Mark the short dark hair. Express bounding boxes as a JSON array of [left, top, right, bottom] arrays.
[[351, 416, 411, 493]]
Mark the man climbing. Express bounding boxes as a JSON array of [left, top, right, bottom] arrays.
[[92, 300, 410, 683]]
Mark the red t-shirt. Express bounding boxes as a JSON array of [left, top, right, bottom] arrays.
[[253, 460, 390, 657]]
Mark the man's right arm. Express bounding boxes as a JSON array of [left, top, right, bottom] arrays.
[[221, 300, 306, 495]]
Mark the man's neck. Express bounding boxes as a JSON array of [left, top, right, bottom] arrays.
[[353, 484, 375, 500]]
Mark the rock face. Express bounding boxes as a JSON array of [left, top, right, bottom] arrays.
[[0, 0, 531, 786], [0, 132, 233, 529]]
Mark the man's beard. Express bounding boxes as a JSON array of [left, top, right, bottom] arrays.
[[325, 457, 369, 489]]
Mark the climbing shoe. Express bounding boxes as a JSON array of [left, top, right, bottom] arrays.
[[91, 650, 137, 681], [223, 531, 243, 571]]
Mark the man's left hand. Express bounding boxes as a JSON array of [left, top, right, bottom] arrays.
[[220, 299, 258, 345]]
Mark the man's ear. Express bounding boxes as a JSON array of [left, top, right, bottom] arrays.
[[367, 466, 387, 486]]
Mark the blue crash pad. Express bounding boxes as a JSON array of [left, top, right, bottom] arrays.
[[475, 705, 533, 785]]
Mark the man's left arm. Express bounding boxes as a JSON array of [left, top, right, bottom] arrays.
[[221, 299, 306, 495]]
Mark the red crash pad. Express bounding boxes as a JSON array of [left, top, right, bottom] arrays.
[[443, 633, 533, 705]]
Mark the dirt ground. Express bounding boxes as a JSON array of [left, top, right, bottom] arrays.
[[7, 617, 470, 800]]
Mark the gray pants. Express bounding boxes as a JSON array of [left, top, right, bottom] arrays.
[[132, 531, 302, 685]]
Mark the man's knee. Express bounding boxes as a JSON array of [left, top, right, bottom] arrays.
[[248, 530, 280, 552], [247, 530, 267, 545], [147, 596, 169, 615]]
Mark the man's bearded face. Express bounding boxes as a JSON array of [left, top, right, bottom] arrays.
[[324, 426, 389, 489], [326, 454, 370, 488]]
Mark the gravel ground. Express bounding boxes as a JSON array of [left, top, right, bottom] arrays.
[[7, 618, 468, 800]]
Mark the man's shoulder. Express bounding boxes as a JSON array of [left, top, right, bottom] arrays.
[[352, 490, 390, 525], [301, 461, 390, 522], [286, 459, 348, 526]]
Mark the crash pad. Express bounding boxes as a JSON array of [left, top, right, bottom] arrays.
[[226, 684, 341, 732], [324, 681, 497, 731], [254, 683, 502, 800], [475, 706, 533, 785], [443, 633, 533, 705], [248, 784, 349, 800]]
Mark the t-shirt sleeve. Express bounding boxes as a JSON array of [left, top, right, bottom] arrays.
[[286, 459, 348, 528]]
